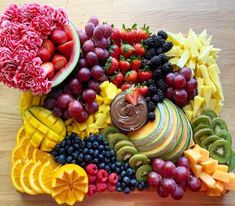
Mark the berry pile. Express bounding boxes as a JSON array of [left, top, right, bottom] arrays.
[[142, 31, 174, 121], [86, 164, 118, 195], [147, 157, 201, 200], [165, 67, 198, 107], [51, 133, 147, 193], [44, 16, 112, 122]]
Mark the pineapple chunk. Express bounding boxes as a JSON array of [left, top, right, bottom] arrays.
[[105, 83, 118, 100], [183, 104, 192, 113], [177, 49, 190, 68], [199, 65, 217, 93], [188, 57, 196, 70], [193, 96, 205, 118], [188, 34, 198, 58], [206, 35, 212, 46], [167, 32, 186, 47], [100, 81, 110, 91], [165, 46, 183, 57], [195, 66, 202, 77], [214, 101, 224, 115], [188, 28, 203, 48], [185, 110, 193, 122], [169, 57, 179, 65], [196, 77, 204, 96], [198, 29, 207, 44], [96, 95, 104, 105], [206, 55, 216, 67], [201, 86, 213, 109], [198, 45, 213, 64]]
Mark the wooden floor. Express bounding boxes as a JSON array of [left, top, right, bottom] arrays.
[[1, 0, 235, 205]]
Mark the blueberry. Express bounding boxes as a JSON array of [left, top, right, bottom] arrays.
[[54, 144, 60, 150], [99, 163, 105, 169], [74, 143, 80, 149], [93, 149, 99, 157], [117, 182, 121, 187], [117, 187, 122, 192], [74, 137, 81, 144], [72, 152, 78, 159], [126, 168, 134, 176], [115, 167, 121, 174], [66, 139, 72, 145], [110, 163, 116, 170], [124, 163, 129, 169], [59, 148, 65, 154], [104, 157, 110, 163], [110, 150, 115, 157], [121, 171, 126, 178], [123, 176, 130, 185], [92, 141, 99, 148], [72, 159, 77, 164], [86, 142, 92, 148], [60, 140, 66, 147], [105, 165, 110, 171], [98, 154, 104, 160], [137, 182, 144, 191], [66, 156, 73, 163], [51, 151, 58, 157], [65, 136, 70, 141], [77, 153, 84, 162], [122, 182, 127, 189], [101, 150, 106, 156], [98, 145, 104, 150], [83, 148, 88, 154], [71, 133, 77, 139], [105, 151, 111, 157], [130, 179, 138, 187], [124, 187, 131, 194], [89, 135, 95, 142], [88, 149, 94, 155], [97, 134, 103, 141], [93, 158, 99, 164], [56, 154, 65, 163], [80, 141, 86, 148], [105, 145, 110, 150], [84, 154, 92, 162], [80, 162, 86, 167], [67, 146, 74, 154], [115, 162, 122, 168]]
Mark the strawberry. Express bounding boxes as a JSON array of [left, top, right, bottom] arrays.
[[134, 43, 146, 57], [138, 70, 153, 82], [57, 40, 74, 60], [136, 24, 150, 42], [37, 47, 51, 62], [63, 25, 73, 41], [125, 89, 140, 105], [120, 44, 134, 58], [41, 39, 55, 56], [120, 25, 129, 43], [41, 62, 55, 79], [128, 23, 137, 45], [119, 58, 130, 73], [131, 58, 141, 71], [124, 70, 138, 83], [109, 44, 120, 59], [50, 28, 68, 45], [136, 85, 149, 97], [111, 28, 121, 46], [104, 57, 119, 75], [52, 54, 68, 71], [121, 83, 132, 91], [111, 72, 124, 87]]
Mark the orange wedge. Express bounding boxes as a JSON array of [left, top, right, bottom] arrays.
[[11, 144, 27, 164], [11, 159, 25, 193], [25, 142, 36, 160], [16, 126, 26, 145]]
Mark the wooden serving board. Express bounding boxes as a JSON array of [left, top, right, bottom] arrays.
[[0, 0, 235, 205]]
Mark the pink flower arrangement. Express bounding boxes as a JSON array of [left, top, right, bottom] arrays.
[[0, 3, 68, 94]]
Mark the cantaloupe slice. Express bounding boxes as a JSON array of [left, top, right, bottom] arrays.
[[214, 181, 224, 193], [184, 149, 202, 165], [191, 164, 203, 178], [217, 165, 228, 173], [200, 158, 218, 174], [206, 188, 221, 196], [224, 173, 235, 191], [199, 181, 208, 192], [199, 148, 210, 162], [212, 170, 230, 183], [199, 172, 216, 188]]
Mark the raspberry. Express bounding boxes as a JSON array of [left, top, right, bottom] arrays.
[[107, 183, 117, 192], [96, 182, 107, 192], [97, 169, 109, 183], [86, 164, 98, 175], [148, 112, 156, 121], [108, 173, 118, 185], [88, 175, 97, 184], [87, 184, 97, 196], [157, 30, 168, 40]]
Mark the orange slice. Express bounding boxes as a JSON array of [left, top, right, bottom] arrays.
[[11, 144, 27, 164], [16, 126, 26, 145], [32, 149, 50, 163], [28, 161, 44, 194], [11, 159, 25, 193], [20, 160, 37, 195], [25, 142, 36, 160]]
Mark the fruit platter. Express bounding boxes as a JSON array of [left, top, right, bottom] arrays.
[[0, 2, 235, 206]]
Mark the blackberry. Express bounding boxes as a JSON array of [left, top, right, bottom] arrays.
[[162, 41, 173, 52], [146, 79, 155, 86], [148, 112, 156, 121], [153, 69, 162, 80], [157, 30, 168, 40], [155, 47, 163, 55], [148, 85, 158, 96], [145, 48, 156, 60], [145, 96, 151, 103], [143, 38, 154, 48], [149, 56, 161, 67], [151, 94, 160, 103], [156, 78, 166, 91], [161, 62, 173, 74], [159, 53, 169, 63], [151, 34, 165, 48], [147, 101, 156, 112], [156, 89, 164, 101]]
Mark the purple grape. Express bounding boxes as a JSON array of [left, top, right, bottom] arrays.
[[44, 98, 56, 109], [53, 106, 63, 117], [161, 178, 176, 194], [103, 24, 112, 38], [171, 185, 184, 200], [187, 176, 201, 192], [103, 49, 109, 60], [56, 94, 73, 109], [85, 22, 95, 37], [75, 110, 88, 123], [88, 80, 100, 93], [68, 100, 83, 118], [94, 38, 108, 49], [95, 48, 106, 60], [177, 157, 190, 169], [85, 101, 99, 114], [63, 85, 73, 96], [77, 68, 91, 82], [93, 25, 105, 39], [98, 74, 108, 82], [91, 65, 105, 81], [78, 58, 88, 68], [49, 89, 63, 99], [82, 40, 95, 54], [69, 78, 83, 94], [157, 185, 169, 198], [78, 31, 88, 45], [86, 52, 98, 66], [82, 89, 96, 102], [88, 16, 99, 26], [63, 109, 71, 119]]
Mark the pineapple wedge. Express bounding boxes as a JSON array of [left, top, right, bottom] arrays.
[[193, 96, 205, 118], [201, 86, 213, 109]]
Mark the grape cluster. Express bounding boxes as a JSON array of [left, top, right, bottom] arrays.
[[165, 67, 198, 108], [147, 157, 201, 200], [44, 16, 112, 122], [51, 133, 147, 194]]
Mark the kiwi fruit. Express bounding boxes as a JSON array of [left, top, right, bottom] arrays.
[[193, 124, 212, 134], [129, 154, 150, 169], [101, 126, 120, 142], [116, 146, 138, 162], [193, 128, 214, 145], [191, 115, 211, 130], [227, 151, 235, 172], [202, 110, 217, 120], [108, 133, 129, 149], [216, 130, 232, 145], [114, 140, 135, 153], [200, 135, 220, 150], [208, 139, 231, 164], [211, 118, 228, 133], [135, 164, 152, 182]]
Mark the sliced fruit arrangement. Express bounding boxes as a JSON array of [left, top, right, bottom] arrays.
[[190, 111, 234, 169], [22, 106, 66, 151], [184, 145, 235, 196]]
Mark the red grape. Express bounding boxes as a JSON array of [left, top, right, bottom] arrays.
[[68, 100, 83, 118], [56, 94, 73, 109], [98, 74, 108, 82], [174, 89, 187, 102], [86, 51, 98, 66], [49, 89, 63, 98], [63, 109, 71, 119], [103, 49, 109, 60], [187, 89, 197, 100], [69, 78, 83, 94], [165, 73, 175, 87], [146, 171, 162, 187], [104, 24, 112, 38], [77, 68, 91, 82], [187, 176, 201, 192], [94, 38, 109, 49], [82, 89, 96, 102], [179, 67, 192, 81], [88, 16, 99, 26], [76, 110, 89, 123], [53, 106, 63, 117], [82, 40, 95, 54], [157, 185, 169, 198], [78, 58, 88, 68], [165, 87, 174, 100], [171, 185, 184, 200], [177, 157, 190, 169], [186, 78, 198, 91], [78, 31, 88, 45], [85, 22, 95, 37], [91, 65, 105, 81], [44, 98, 56, 109], [88, 80, 100, 93], [95, 48, 106, 60], [93, 25, 105, 39], [85, 101, 99, 114], [161, 178, 176, 194], [178, 181, 187, 191], [152, 158, 164, 173], [174, 74, 186, 89], [175, 99, 188, 108], [161, 161, 176, 178], [174, 166, 190, 183]]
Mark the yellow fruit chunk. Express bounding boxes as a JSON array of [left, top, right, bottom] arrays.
[[199, 147, 210, 162], [11, 144, 27, 164], [29, 161, 44, 194], [51, 164, 88, 205], [193, 96, 204, 118], [214, 181, 225, 194], [32, 149, 50, 163], [184, 149, 202, 165], [191, 164, 203, 178], [16, 126, 26, 145], [206, 188, 221, 196], [224, 173, 235, 191], [200, 159, 218, 174], [217, 165, 228, 173], [199, 172, 216, 188], [212, 170, 230, 183], [25, 143, 36, 160], [11, 159, 25, 193]]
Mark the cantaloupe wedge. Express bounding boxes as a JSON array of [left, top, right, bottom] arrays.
[[200, 181, 208, 192], [199, 148, 210, 162], [184, 149, 202, 165], [206, 188, 221, 196], [212, 170, 230, 183], [200, 158, 218, 174], [217, 165, 228, 173], [191, 164, 203, 178], [224, 173, 235, 190], [214, 181, 224, 193], [199, 172, 216, 188]]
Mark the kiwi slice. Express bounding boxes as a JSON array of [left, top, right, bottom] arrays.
[[193, 124, 212, 134], [101, 126, 120, 142], [114, 140, 134, 153], [202, 110, 217, 120], [211, 118, 228, 133], [216, 130, 232, 145], [116, 146, 138, 162], [201, 135, 220, 150], [193, 128, 214, 145], [191, 115, 211, 130], [227, 151, 235, 172], [208, 139, 231, 164], [129, 154, 150, 170], [135, 164, 152, 182], [108, 133, 129, 149]]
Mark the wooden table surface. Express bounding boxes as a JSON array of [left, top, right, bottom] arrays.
[[1, 0, 235, 205]]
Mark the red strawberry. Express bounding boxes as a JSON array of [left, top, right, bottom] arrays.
[[134, 43, 146, 57], [111, 72, 124, 87], [111, 28, 121, 46], [50, 28, 68, 45], [88, 184, 97, 196], [119, 59, 130, 73], [104, 57, 119, 75], [41, 62, 54, 79], [96, 182, 107, 193], [88, 175, 97, 184], [108, 173, 118, 185], [63, 25, 73, 41], [131, 58, 141, 72], [124, 70, 138, 83], [41, 39, 55, 56], [37, 47, 51, 62], [51, 54, 67, 71], [125, 89, 140, 105], [107, 183, 117, 192], [121, 83, 132, 91], [128, 23, 137, 45], [136, 85, 149, 97], [136, 24, 150, 42], [138, 70, 153, 82], [109, 44, 120, 59], [97, 169, 108, 183], [86, 164, 98, 175], [57, 40, 74, 60], [120, 26, 129, 43], [120, 44, 134, 58]]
